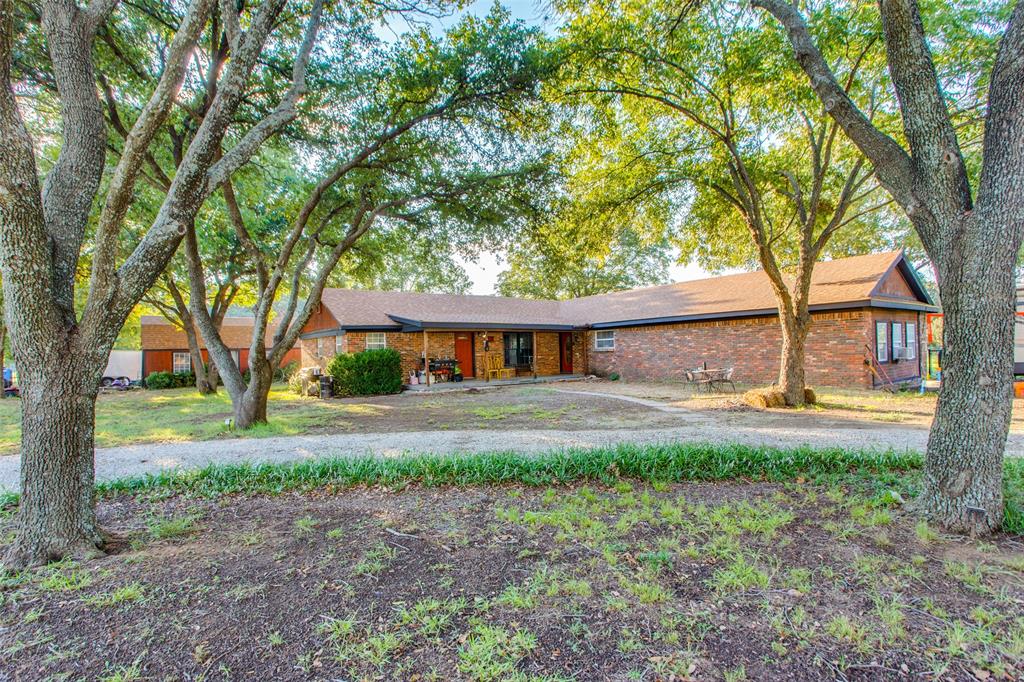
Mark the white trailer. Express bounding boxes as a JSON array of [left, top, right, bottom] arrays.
[[103, 350, 143, 385]]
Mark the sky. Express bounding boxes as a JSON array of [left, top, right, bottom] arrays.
[[423, 1, 723, 295]]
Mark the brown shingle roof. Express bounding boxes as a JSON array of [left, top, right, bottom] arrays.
[[317, 289, 566, 329], [140, 316, 282, 350], [564, 250, 928, 326], [314, 251, 933, 332]]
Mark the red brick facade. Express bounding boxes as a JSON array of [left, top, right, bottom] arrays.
[[586, 308, 924, 388], [300, 329, 585, 382], [296, 254, 933, 390]]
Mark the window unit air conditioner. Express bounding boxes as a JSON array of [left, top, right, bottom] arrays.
[[892, 347, 910, 360]]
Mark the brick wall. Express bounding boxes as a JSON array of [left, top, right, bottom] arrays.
[[868, 310, 925, 386], [300, 329, 584, 382], [585, 309, 888, 388]]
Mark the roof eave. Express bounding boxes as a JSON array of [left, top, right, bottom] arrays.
[[588, 298, 938, 329]]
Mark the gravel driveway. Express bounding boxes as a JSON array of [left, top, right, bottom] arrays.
[[1, 390, 1020, 492], [0, 419, 943, 492]]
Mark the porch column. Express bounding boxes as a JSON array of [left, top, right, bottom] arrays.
[[423, 330, 430, 387], [532, 330, 537, 379]]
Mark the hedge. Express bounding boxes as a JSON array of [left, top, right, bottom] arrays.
[[144, 371, 195, 389], [327, 347, 402, 396]]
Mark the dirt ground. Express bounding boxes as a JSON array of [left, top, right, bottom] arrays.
[[3, 481, 1022, 681], [563, 380, 1024, 433]]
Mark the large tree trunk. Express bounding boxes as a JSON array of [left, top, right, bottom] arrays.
[[778, 312, 811, 406], [4, 358, 105, 567], [922, 243, 1014, 534], [234, 358, 273, 429], [183, 321, 217, 395]]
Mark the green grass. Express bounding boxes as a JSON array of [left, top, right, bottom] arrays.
[[98, 442, 921, 495], [78, 443, 1021, 533], [2, 441, 1021, 533], [0, 385, 373, 455]]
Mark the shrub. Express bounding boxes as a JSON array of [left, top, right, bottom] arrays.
[[608, 372, 620, 381], [328, 348, 402, 397], [145, 371, 195, 389], [288, 369, 305, 395], [144, 372, 174, 390], [276, 360, 299, 383]]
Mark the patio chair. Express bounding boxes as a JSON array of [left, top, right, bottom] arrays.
[[711, 367, 736, 393], [486, 355, 514, 381]]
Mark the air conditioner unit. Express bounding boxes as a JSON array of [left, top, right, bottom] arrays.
[[893, 347, 910, 360]]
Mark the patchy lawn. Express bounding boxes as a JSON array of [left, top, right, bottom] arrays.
[[2, 459, 1022, 680], [564, 380, 1024, 431], [0, 385, 680, 456]]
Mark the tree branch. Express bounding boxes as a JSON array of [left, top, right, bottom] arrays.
[[205, 0, 323, 190], [752, 0, 916, 214]]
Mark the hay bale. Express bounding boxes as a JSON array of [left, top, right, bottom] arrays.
[[804, 387, 817, 404], [742, 389, 768, 409], [742, 388, 785, 409]]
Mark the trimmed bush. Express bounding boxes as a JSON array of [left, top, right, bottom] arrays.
[[328, 348, 402, 397], [145, 371, 195, 390]]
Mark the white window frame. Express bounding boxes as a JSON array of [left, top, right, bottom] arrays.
[[595, 330, 615, 351], [230, 350, 241, 369], [892, 322, 904, 359], [172, 352, 191, 374], [316, 337, 325, 358], [336, 335, 344, 355], [366, 332, 387, 350], [875, 322, 888, 363], [905, 322, 917, 360]]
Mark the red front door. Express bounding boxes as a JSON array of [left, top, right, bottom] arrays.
[[454, 332, 474, 378], [559, 332, 573, 374]]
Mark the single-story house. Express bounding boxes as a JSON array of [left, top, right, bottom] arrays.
[[299, 250, 937, 389], [140, 316, 301, 376]]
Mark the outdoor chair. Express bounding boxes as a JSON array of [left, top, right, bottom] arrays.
[[709, 367, 736, 393], [486, 355, 514, 381]]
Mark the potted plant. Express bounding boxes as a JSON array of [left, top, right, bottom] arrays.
[[453, 363, 464, 382]]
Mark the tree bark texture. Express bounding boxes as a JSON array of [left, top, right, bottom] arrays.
[[234, 358, 273, 428], [778, 312, 811, 406], [922, 220, 1017, 533], [0, 0, 308, 566], [5, 353, 106, 566], [753, 0, 1024, 533]]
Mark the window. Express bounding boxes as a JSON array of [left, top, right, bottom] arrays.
[[316, 337, 325, 357], [595, 330, 615, 351], [336, 335, 344, 355], [503, 332, 534, 367], [875, 322, 888, 362], [892, 322, 904, 359], [905, 322, 917, 360], [230, 350, 241, 368], [172, 352, 191, 374], [366, 332, 387, 350]]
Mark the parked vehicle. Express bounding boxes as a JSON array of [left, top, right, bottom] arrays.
[[102, 350, 142, 386], [3, 367, 18, 398]]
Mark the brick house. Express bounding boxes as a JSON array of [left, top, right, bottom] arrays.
[[299, 251, 937, 389], [140, 316, 301, 376]]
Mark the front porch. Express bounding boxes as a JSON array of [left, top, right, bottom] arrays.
[[405, 328, 587, 388]]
